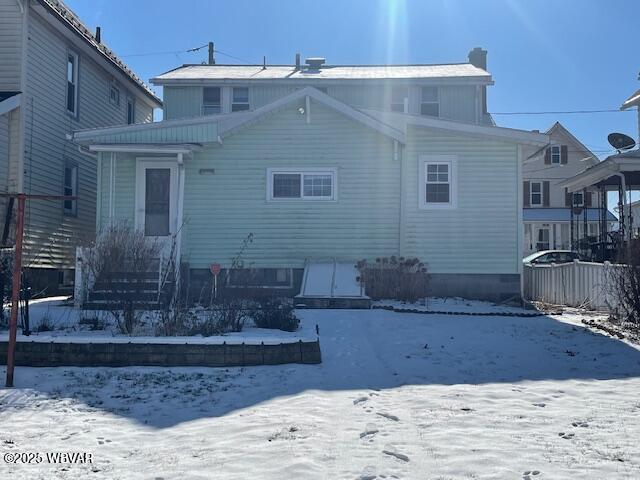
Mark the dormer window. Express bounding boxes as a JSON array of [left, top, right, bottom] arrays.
[[420, 86, 439, 117], [203, 87, 221, 115], [391, 87, 408, 112], [232, 87, 249, 112]]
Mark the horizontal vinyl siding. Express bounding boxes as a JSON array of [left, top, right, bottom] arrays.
[[21, 11, 151, 268], [0, 114, 9, 218], [402, 126, 519, 274], [182, 99, 399, 268], [98, 152, 136, 229], [0, 0, 22, 91], [162, 84, 481, 124]]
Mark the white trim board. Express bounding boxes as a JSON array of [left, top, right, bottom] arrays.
[[0, 93, 21, 116]]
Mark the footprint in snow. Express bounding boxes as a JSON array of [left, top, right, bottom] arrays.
[[558, 432, 574, 440], [532, 403, 546, 408], [357, 465, 377, 480], [572, 421, 589, 428], [382, 444, 409, 462], [523, 470, 541, 479], [353, 396, 369, 405], [377, 412, 399, 422], [360, 423, 379, 439]]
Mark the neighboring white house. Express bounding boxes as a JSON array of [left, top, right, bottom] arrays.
[[0, 0, 161, 292], [523, 122, 616, 256]]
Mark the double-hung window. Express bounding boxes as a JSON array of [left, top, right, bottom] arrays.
[[268, 169, 337, 201], [66, 51, 79, 116], [551, 145, 561, 164], [109, 83, 120, 106], [390, 86, 408, 112], [63, 161, 78, 216], [420, 86, 439, 117], [232, 87, 250, 111], [573, 192, 584, 207], [420, 155, 457, 209], [202, 87, 221, 115], [530, 181, 542, 206], [126, 97, 136, 124]]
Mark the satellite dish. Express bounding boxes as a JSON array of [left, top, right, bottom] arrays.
[[608, 132, 636, 152]]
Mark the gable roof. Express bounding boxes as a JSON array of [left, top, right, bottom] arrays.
[[151, 63, 493, 85], [622, 88, 640, 110], [36, 0, 161, 106], [545, 122, 599, 166], [71, 87, 406, 145]]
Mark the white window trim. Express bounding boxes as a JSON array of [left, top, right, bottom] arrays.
[[390, 86, 408, 113], [420, 86, 440, 117], [550, 144, 561, 164], [419, 154, 457, 210], [66, 50, 79, 117], [266, 167, 338, 202], [530, 181, 543, 206], [135, 158, 179, 237], [231, 86, 250, 112]]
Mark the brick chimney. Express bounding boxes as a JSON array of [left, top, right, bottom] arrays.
[[468, 47, 487, 70]]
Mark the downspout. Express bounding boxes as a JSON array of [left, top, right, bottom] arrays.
[[96, 152, 102, 232], [517, 145, 525, 301], [175, 153, 186, 300], [397, 139, 404, 258]]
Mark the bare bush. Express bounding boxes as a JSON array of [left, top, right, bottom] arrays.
[[608, 239, 640, 331], [356, 256, 429, 302], [85, 222, 161, 335]]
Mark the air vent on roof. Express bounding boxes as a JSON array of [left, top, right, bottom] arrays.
[[305, 57, 326, 69]]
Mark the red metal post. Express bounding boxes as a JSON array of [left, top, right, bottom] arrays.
[[5, 194, 25, 387]]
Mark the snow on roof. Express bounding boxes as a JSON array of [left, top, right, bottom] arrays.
[[38, 0, 161, 105], [151, 63, 492, 84], [622, 88, 640, 110]]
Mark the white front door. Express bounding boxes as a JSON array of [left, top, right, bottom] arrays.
[[135, 160, 178, 246]]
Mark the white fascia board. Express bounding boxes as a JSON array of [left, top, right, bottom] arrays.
[[151, 77, 494, 87], [0, 93, 21, 116], [558, 160, 621, 192], [87, 144, 196, 155], [363, 109, 549, 146]]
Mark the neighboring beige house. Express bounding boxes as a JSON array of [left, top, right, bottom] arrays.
[[523, 122, 616, 255], [0, 0, 161, 292]]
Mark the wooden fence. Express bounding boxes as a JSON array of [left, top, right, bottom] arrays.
[[523, 260, 622, 310]]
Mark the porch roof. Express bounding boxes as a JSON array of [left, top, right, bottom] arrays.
[[560, 150, 640, 192], [523, 208, 617, 222]]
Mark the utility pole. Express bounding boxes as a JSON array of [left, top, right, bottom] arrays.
[[208, 42, 215, 65], [3, 192, 76, 387]]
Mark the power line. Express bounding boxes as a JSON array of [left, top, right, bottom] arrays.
[[121, 44, 255, 64], [491, 109, 632, 115]]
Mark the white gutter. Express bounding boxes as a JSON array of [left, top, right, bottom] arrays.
[[0, 94, 21, 116], [87, 145, 195, 155]]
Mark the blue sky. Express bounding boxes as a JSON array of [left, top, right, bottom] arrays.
[[67, 0, 639, 158]]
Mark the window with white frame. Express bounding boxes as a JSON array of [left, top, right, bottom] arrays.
[[573, 192, 584, 206], [63, 161, 78, 215], [66, 51, 79, 116], [232, 87, 250, 111], [109, 82, 120, 106], [126, 97, 135, 124], [390, 86, 408, 112], [420, 86, 439, 117], [420, 156, 457, 209], [268, 169, 337, 201], [551, 145, 561, 164], [530, 181, 542, 206], [202, 87, 221, 114]]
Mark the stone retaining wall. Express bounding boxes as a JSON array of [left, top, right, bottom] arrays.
[[0, 340, 322, 367]]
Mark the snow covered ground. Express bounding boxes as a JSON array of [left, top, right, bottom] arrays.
[[2, 305, 640, 479]]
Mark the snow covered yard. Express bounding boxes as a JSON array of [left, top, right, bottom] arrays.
[[1, 306, 640, 479]]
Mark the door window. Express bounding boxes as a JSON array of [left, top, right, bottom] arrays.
[[145, 168, 170, 236]]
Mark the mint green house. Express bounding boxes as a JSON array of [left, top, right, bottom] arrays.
[[71, 49, 549, 302]]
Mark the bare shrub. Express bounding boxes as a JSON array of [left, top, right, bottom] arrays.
[[253, 297, 299, 332], [356, 256, 429, 302], [85, 222, 161, 335], [608, 239, 640, 330]]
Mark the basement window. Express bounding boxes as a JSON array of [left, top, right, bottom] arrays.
[[268, 169, 337, 201], [202, 87, 221, 115], [227, 268, 292, 288], [231, 87, 250, 112]]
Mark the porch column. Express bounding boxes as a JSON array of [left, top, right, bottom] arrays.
[[175, 153, 186, 290]]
